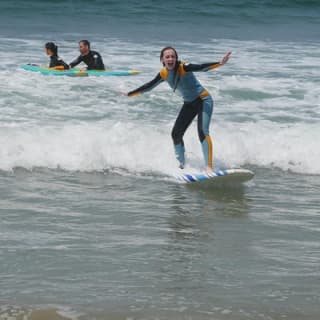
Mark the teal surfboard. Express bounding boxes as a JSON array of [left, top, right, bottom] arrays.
[[21, 64, 140, 76]]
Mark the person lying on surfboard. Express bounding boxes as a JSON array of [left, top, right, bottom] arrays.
[[125, 47, 231, 172], [69, 40, 105, 70], [44, 42, 69, 70]]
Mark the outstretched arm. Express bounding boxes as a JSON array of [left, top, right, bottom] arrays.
[[127, 73, 163, 97], [69, 55, 83, 69], [183, 51, 232, 72]]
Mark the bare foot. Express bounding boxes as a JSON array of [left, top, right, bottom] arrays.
[[205, 167, 213, 174]]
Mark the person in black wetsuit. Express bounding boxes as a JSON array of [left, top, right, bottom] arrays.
[[69, 40, 105, 70], [44, 42, 69, 69]]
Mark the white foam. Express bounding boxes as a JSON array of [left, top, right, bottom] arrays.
[[0, 118, 319, 175], [0, 122, 178, 174], [215, 121, 320, 174], [0, 37, 319, 175]]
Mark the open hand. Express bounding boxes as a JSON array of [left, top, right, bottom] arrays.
[[220, 51, 232, 65]]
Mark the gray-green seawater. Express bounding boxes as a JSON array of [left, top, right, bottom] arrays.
[[1, 168, 319, 319]]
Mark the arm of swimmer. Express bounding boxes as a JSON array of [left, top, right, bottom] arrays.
[[69, 55, 83, 68]]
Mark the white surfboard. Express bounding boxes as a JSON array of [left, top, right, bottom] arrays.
[[176, 168, 254, 186]]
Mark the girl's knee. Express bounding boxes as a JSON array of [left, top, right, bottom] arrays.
[[171, 128, 183, 145]]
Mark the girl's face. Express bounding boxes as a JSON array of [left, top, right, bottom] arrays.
[[45, 48, 53, 56], [161, 49, 177, 70]]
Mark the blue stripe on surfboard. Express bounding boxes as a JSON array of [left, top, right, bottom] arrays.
[[185, 174, 197, 182]]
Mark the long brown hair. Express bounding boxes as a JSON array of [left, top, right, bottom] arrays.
[[160, 47, 179, 65], [45, 42, 58, 56]]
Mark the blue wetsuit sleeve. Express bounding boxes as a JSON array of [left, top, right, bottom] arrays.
[[183, 62, 221, 72], [69, 55, 83, 68], [128, 73, 163, 97]]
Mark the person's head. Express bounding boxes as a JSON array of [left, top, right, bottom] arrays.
[[79, 40, 90, 55], [160, 46, 178, 70], [45, 42, 58, 56]]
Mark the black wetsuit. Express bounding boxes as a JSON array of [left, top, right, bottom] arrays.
[[69, 50, 105, 70], [49, 55, 69, 69]]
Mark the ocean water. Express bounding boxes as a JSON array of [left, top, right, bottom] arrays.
[[0, 1, 320, 319]]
